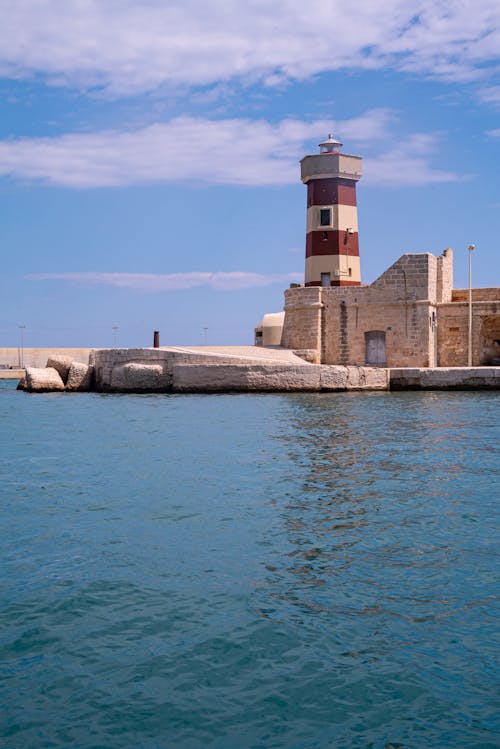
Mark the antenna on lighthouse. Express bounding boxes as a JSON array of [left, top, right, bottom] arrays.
[[319, 133, 343, 154]]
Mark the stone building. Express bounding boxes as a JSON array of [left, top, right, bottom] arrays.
[[256, 137, 500, 367]]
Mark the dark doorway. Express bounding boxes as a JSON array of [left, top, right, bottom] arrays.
[[480, 316, 500, 365]]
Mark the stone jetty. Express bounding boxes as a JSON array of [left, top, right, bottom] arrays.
[[15, 346, 500, 393]]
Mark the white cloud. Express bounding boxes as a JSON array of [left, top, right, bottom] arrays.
[[363, 134, 459, 187], [0, 1, 498, 96], [486, 128, 500, 137], [481, 86, 500, 104], [26, 271, 303, 292], [477, 86, 500, 106], [0, 111, 459, 188]]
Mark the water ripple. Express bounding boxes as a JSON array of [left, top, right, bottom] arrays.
[[0, 384, 498, 748]]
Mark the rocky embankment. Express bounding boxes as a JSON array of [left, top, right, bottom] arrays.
[[18, 356, 93, 392]]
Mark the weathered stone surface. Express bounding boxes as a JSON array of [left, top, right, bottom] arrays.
[[16, 376, 26, 390], [320, 366, 389, 390], [110, 362, 167, 391], [66, 362, 93, 391], [320, 366, 348, 389], [173, 364, 322, 392], [390, 367, 500, 389], [420, 367, 500, 389], [293, 349, 320, 363], [347, 366, 389, 390], [25, 367, 65, 392], [46, 356, 73, 383], [91, 346, 307, 390]]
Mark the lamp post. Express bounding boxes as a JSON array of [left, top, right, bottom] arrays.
[[203, 327, 208, 346], [18, 325, 26, 368], [468, 244, 475, 367], [112, 326, 119, 348]]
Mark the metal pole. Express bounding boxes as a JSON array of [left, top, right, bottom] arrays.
[[18, 325, 26, 368], [153, 331, 160, 348], [112, 326, 119, 348], [468, 244, 475, 367], [203, 327, 208, 346]]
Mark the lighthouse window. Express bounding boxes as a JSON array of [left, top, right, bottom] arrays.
[[319, 208, 331, 227]]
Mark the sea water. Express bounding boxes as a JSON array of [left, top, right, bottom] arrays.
[[0, 381, 498, 749]]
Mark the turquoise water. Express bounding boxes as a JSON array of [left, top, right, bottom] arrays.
[[0, 381, 498, 749]]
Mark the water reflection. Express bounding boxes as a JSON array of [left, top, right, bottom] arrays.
[[258, 392, 498, 631]]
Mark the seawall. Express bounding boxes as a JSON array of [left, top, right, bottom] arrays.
[[0, 348, 93, 369], [6, 346, 500, 391]]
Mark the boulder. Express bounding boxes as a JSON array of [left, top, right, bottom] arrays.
[[66, 362, 93, 391], [46, 356, 73, 383], [16, 375, 26, 391], [25, 367, 65, 392], [110, 362, 166, 391]]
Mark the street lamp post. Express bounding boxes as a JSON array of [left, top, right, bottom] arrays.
[[18, 325, 26, 368], [468, 244, 475, 367]]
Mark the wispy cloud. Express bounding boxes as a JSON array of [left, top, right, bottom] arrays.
[[486, 128, 500, 138], [0, 111, 459, 188], [0, 1, 498, 96], [26, 271, 303, 292], [363, 134, 459, 187], [477, 86, 500, 106]]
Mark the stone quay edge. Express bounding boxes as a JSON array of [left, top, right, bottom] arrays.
[[7, 347, 500, 392]]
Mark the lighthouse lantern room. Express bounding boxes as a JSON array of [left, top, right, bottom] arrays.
[[301, 134, 362, 287]]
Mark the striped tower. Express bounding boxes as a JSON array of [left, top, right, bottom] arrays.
[[301, 135, 362, 287]]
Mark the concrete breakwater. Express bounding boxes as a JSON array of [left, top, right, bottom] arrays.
[[14, 346, 500, 392]]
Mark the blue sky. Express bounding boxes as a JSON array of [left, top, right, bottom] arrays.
[[1, 0, 499, 348]]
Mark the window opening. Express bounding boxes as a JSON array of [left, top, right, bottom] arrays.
[[319, 208, 331, 227]]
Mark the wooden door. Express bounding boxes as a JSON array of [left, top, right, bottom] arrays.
[[365, 331, 386, 366]]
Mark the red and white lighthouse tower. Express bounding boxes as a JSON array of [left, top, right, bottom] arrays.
[[301, 135, 362, 287]]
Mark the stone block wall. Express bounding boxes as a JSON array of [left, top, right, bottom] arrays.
[[451, 288, 500, 302], [321, 296, 435, 367], [281, 287, 322, 360], [438, 301, 500, 366], [437, 303, 468, 366], [370, 252, 437, 303], [437, 248, 453, 303], [282, 253, 441, 367]]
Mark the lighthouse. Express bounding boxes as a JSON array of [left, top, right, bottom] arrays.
[[301, 135, 362, 286]]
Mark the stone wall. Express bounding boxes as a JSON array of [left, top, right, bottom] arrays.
[[0, 348, 92, 369], [321, 296, 435, 367], [282, 252, 441, 367], [91, 347, 311, 391], [451, 288, 500, 302], [281, 250, 499, 368], [281, 287, 322, 360], [172, 364, 389, 392], [390, 367, 500, 389], [438, 301, 500, 366], [369, 252, 435, 302], [437, 248, 453, 303]]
